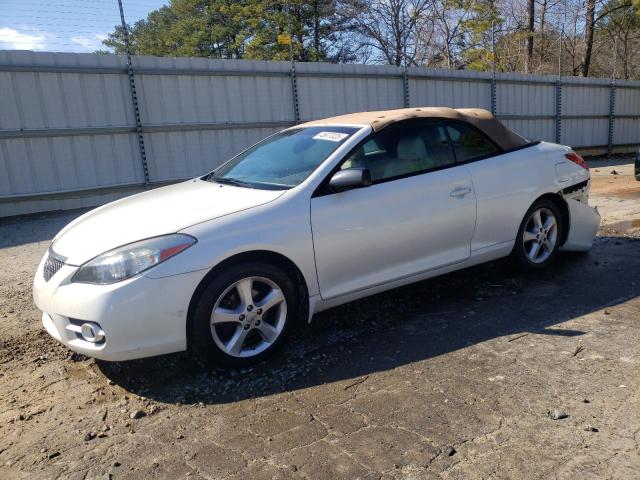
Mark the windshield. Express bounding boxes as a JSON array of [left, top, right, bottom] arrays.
[[210, 126, 358, 189]]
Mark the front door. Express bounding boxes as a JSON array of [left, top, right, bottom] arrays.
[[310, 122, 477, 300]]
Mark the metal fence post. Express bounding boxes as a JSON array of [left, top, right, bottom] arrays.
[[490, 77, 497, 116], [555, 79, 562, 144], [608, 81, 616, 155], [490, 21, 497, 116], [118, 0, 149, 187], [402, 67, 410, 107], [608, 36, 618, 156], [290, 61, 300, 124], [555, 30, 563, 145]]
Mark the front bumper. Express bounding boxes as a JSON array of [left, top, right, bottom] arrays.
[[33, 252, 208, 361]]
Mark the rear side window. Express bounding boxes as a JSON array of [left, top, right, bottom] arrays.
[[447, 123, 500, 162]]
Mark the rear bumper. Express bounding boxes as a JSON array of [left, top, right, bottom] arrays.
[[33, 252, 208, 361], [561, 198, 601, 251]]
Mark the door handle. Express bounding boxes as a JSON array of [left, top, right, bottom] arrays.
[[449, 187, 472, 198]]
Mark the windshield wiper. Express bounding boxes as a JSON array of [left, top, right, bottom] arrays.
[[212, 176, 256, 189]]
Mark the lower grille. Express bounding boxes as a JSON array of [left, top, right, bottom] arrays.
[[43, 251, 65, 281]]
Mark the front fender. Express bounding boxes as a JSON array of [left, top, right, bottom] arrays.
[[142, 196, 319, 296]]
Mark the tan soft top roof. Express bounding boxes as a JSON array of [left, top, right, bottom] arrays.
[[299, 107, 528, 150]]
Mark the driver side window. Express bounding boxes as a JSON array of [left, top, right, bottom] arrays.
[[340, 123, 455, 183]]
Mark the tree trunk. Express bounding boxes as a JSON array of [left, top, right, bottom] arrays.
[[313, 0, 320, 56], [580, 0, 596, 77], [394, 3, 403, 66], [623, 32, 629, 80], [525, 0, 535, 73], [539, 0, 547, 62]]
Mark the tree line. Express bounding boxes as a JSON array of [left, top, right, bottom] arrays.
[[103, 0, 640, 80]]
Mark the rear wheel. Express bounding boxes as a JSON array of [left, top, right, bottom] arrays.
[[190, 262, 298, 367], [512, 199, 563, 269]]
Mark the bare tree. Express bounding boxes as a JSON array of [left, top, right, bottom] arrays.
[[525, 0, 535, 72], [430, 0, 478, 68], [347, 0, 432, 66], [580, 0, 596, 76]]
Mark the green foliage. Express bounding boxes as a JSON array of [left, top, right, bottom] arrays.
[[459, 0, 501, 71], [103, 0, 352, 61], [244, 1, 342, 61], [103, 1, 252, 58], [100, 0, 640, 78], [597, 0, 640, 31]]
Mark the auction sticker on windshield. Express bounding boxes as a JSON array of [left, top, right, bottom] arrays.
[[313, 131, 349, 142]]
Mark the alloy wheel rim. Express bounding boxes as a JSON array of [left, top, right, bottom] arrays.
[[210, 276, 287, 358], [522, 207, 558, 264]]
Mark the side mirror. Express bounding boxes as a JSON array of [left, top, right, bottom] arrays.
[[328, 168, 372, 193]]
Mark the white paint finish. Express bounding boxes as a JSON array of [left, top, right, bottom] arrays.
[[561, 198, 601, 251], [310, 240, 515, 316], [311, 165, 476, 299], [51, 179, 285, 265], [32, 119, 599, 361], [467, 142, 567, 252], [555, 158, 590, 187], [34, 256, 207, 361], [174, 191, 321, 299]]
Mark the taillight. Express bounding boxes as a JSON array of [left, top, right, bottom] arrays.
[[565, 152, 587, 169]]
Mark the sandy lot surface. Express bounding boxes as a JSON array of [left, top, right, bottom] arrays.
[[1, 159, 639, 479]]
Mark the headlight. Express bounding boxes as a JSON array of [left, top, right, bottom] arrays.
[[72, 234, 196, 284]]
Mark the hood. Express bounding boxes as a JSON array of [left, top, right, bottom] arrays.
[[52, 179, 285, 265]]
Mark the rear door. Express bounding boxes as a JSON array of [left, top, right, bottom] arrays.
[[444, 121, 536, 252], [310, 121, 477, 300]]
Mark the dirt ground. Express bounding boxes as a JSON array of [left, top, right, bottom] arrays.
[[1, 157, 639, 480]]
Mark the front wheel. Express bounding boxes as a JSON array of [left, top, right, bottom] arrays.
[[511, 199, 563, 270], [190, 262, 298, 367]]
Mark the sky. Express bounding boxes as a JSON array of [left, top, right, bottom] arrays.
[[0, 0, 167, 53]]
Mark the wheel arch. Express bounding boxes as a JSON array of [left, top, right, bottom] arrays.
[[530, 192, 570, 246], [186, 250, 310, 343]]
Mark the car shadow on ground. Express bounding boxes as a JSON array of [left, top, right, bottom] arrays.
[[96, 236, 640, 406]]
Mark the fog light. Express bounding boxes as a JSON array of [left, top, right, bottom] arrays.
[[80, 323, 105, 343]]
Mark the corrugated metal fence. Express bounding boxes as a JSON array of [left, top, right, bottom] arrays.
[[1, 50, 639, 217]]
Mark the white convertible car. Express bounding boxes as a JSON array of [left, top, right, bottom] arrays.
[[33, 107, 600, 366]]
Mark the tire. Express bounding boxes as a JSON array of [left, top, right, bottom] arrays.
[[189, 262, 299, 368], [511, 198, 563, 270]]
